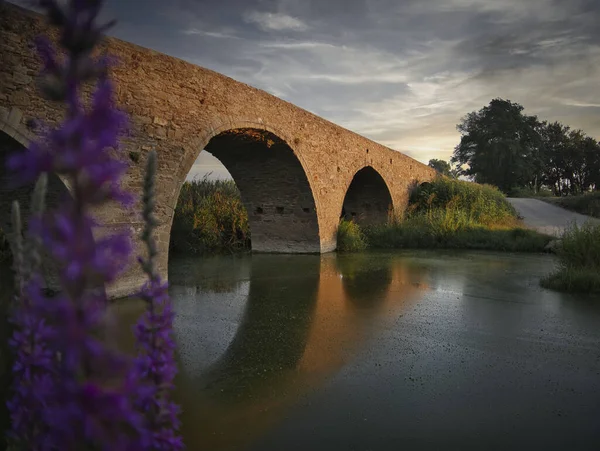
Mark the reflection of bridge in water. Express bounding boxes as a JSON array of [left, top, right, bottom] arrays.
[[174, 253, 431, 451]]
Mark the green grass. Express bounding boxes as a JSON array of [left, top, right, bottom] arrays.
[[541, 222, 600, 294], [364, 214, 551, 253], [337, 219, 368, 252], [170, 176, 250, 255], [339, 177, 553, 253], [409, 177, 518, 226], [541, 192, 600, 219]]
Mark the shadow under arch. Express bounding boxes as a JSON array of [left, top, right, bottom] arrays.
[[175, 126, 322, 254], [341, 166, 393, 226], [0, 130, 71, 279]]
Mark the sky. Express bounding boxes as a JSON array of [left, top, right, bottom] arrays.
[[9, 0, 600, 180]]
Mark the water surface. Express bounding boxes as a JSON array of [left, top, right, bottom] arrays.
[[3, 250, 600, 450], [113, 250, 600, 450]]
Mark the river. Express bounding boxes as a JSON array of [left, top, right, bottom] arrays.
[[4, 250, 600, 450]]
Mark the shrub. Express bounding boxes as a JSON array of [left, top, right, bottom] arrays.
[[558, 222, 600, 268], [365, 216, 551, 252], [541, 222, 600, 294], [508, 186, 554, 198], [337, 219, 368, 252], [409, 177, 518, 227], [358, 177, 552, 253], [544, 192, 600, 219], [541, 267, 600, 294], [170, 176, 250, 254]]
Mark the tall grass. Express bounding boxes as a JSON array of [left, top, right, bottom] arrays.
[[352, 177, 552, 253], [170, 176, 250, 255], [337, 219, 367, 252], [541, 222, 600, 293], [409, 177, 519, 226]]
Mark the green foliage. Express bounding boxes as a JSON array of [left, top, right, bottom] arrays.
[[340, 178, 550, 253], [427, 159, 452, 177], [539, 122, 600, 196], [409, 177, 518, 226], [507, 186, 553, 198], [541, 222, 600, 294], [452, 98, 542, 193], [543, 192, 600, 218], [555, 222, 600, 269], [170, 176, 250, 255], [451, 98, 600, 196], [365, 215, 551, 252], [337, 219, 368, 252], [541, 268, 600, 294]]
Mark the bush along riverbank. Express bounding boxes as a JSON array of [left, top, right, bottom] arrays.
[[170, 176, 250, 255], [338, 177, 554, 253], [540, 222, 600, 294], [540, 192, 600, 219]]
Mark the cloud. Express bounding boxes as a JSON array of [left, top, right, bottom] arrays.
[[182, 28, 240, 39], [244, 11, 309, 31], [11, 0, 599, 176]]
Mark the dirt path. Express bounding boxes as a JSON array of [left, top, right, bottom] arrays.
[[507, 197, 600, 236]]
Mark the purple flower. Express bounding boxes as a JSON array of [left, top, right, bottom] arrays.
[[6, 275, 57, 451], [133, 279, 183, 451], [6, 0, 148, 449], [7, 1, 182, 449], [132, 148, 183, 450]]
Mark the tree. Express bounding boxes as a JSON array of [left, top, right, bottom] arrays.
[[428, 159, 452, 176], [538, 122, 600, 195], [451, 98, 541, 193]]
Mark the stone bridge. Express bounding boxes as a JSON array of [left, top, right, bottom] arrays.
[[0, 3, 436, 298]]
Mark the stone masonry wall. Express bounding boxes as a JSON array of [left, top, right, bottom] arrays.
[[0, 3, 437, 298]]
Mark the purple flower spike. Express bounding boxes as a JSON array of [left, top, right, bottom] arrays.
[[4, 0, 175, 450]]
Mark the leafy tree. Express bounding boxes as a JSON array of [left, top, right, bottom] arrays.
[[428, 159, 452, 176], [451, 98, 541, 193], [538, 122, 600, 195]]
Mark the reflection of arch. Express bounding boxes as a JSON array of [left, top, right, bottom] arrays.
[[171, 123, 322, 255], [196, 254, 320, 398], [160, 252, 430, 451], [341, 166, 393, 226]]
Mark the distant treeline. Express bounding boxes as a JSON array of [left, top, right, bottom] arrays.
[[445, 98, 600, 196]]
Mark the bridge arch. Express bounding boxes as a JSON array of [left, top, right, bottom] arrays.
[[340, 166, 393, 226], [169, 120, 322, 258], [0, 112, 71, 290]]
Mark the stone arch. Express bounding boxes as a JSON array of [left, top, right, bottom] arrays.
[[0, 107, 71, 231], [0, 129, 70, 290], [341, 166, 393, 226], [170, 120, 322, 255]]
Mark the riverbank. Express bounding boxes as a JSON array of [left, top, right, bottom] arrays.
[[540, 222, 600, 294], [338, 178, 554, 253]]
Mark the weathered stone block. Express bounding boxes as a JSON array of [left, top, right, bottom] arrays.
[[153, 116, 168, 126], [12, 72, 31, 85], [9, 91, 29, 107]]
